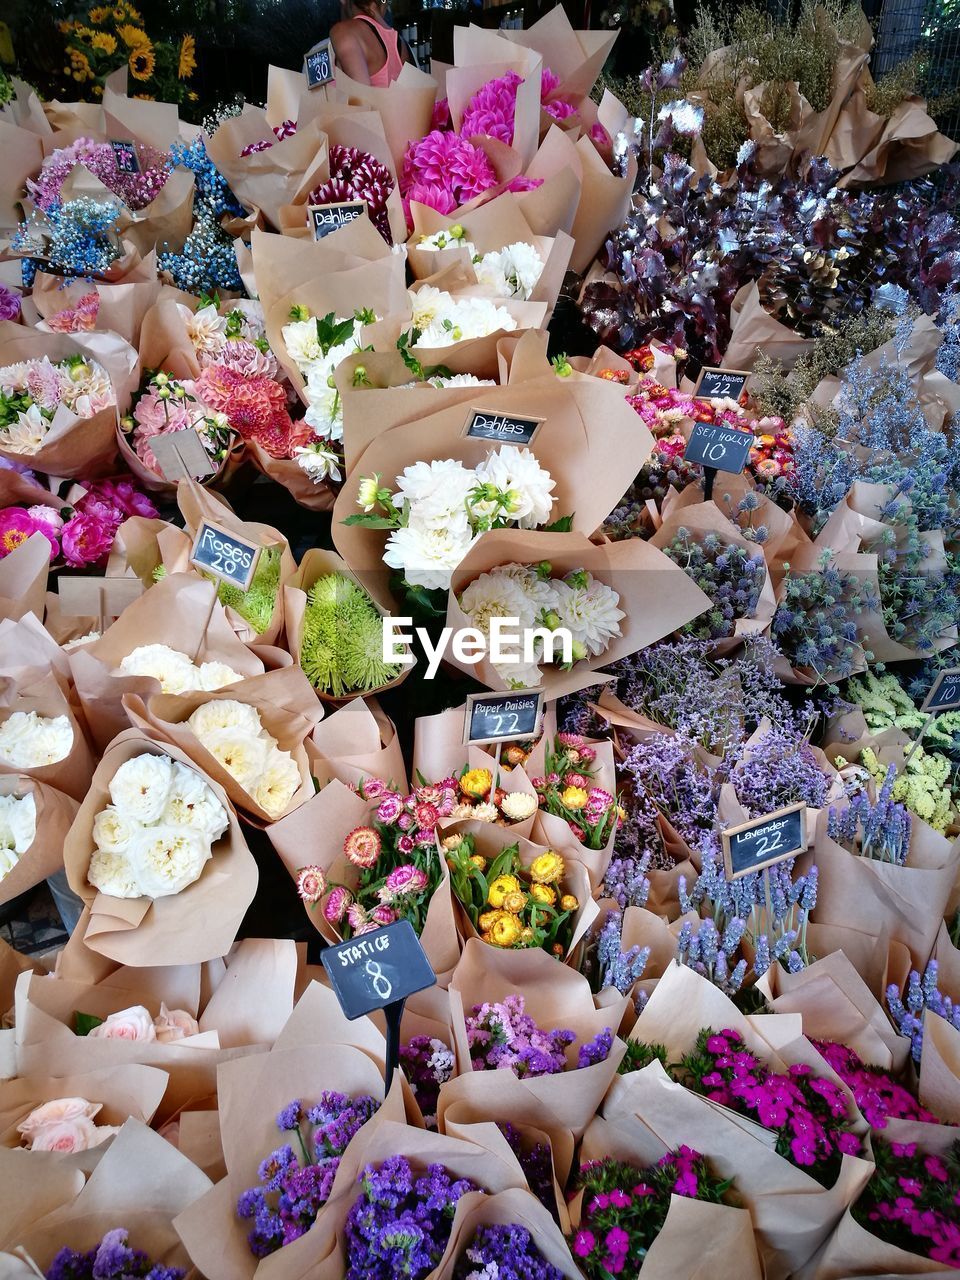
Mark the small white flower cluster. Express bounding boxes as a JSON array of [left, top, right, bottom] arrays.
[[186, 700, 301, 819], [417, 229, 477, 254], [88, 752, 229, 900], [459, 562, 624, 687], [473, 241, 544, 301], [116, 644, 242, 695], [360, 448, 556, 591], [0, 791, 37, 877], [409, 287, 517, 349], [0, 711, 73, 767], [281, 311, 371, 443]]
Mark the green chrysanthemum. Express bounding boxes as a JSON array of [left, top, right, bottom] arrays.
[[215, 547, 281, 634], [300, 572, 401, 696]]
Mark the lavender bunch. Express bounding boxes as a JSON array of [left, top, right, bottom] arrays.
[[237, 1092, 380, 1258], [676, 917, 749, 995], [46, 1230, 183, 1280], [827, 766, 913, 864], [772, 552, 876, 685], [727, 725, 831, 814], [602, 850, 652, 910], [662, 528, 766, 640], [590, 909, 651, 1000], [887, 960, 960, 1063], [618, 731, 718, 855], [344, 1157, 478, 1280], [453, 1222, 564, 1280]]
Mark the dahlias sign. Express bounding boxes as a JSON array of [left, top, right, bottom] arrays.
[[464, 409, 544, 445], [304, 38, 334, 89], [308, 201, 365, 241]]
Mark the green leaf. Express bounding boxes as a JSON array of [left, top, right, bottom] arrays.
[[74, 1011, 104, 1036], [543, 514, 574, 533], [316, 312, 356, 355], [341, 514, 398, 529]]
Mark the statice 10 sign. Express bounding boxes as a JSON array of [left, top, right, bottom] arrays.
[[922, 667, 960, 714]]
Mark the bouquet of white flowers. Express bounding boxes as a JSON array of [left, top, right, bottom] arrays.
[[87, 752, 229, 900], [409, 286, 517, 348], [345, 447, 560, 592], [116, 644, 243, 696], [0, 775, 78, 905], [0, 710, 73, 768], [186, 700, 301, 821], [0, 790, 37, 875], [281, 307, 376, 444]]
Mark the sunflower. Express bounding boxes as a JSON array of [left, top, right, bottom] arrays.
[[178, 33, 196, 79], [68, 49, 93, 81], [129, 43, 155, 80], [118, 22, 149, 47], [88, 7, 109, 21], [124, 3, 144, 20], [90, 31, 117, 53]]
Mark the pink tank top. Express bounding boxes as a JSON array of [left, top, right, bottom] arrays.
[[354, 13, 404, 87]]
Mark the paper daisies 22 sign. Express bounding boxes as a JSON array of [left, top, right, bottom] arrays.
[[464, 690, 544, 745]]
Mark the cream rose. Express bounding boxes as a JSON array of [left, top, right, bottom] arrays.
[[154, 1002, 200, 1043], [187, 699, 263, 740], [125, 825, 212, 898], [17, 1097, 101, 1140], [162, 764, 229, 841], [108, 754, 174, 825], [252, 747, 301, 818], [27, 1116, 103, 1153], [198, 661, 243, 691], [88, 849, 142, 899], [200, 729, 270, 789], [92, 806, 135, 854], [87, 1005, 157, 1041]]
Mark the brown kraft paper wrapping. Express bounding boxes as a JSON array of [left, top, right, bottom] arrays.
[[0, 533, 49, 622], [307, 697, 407, 793], [0, 775, 78, 906], [0, 664, 97, 803], [432, 1187, 582, 1279], [63, 728, 258, 966]]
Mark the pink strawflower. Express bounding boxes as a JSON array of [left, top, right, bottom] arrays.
[[384, 865, 428, 897], [61, 511, 113, 567], [371, 905, 397, 925], [344, 826, 381, 869], [377, 794, 404, 824], [323, 885, 352, 924], [296, 865, 327, 903]]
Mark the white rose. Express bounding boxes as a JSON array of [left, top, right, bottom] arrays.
[[125, 824, 212, 898], [188, 700, 264, 740], [197, 661, 242, 692], [252, 747, 301, 818], [119, 645, 197, 694], [26, 1115, 101, 1153], [163, 763, 229, 842], [108, 753, 174, 824], [0, 792, 36, 855], [93, 806, 135, 854], [200, 728, 270, 789], [88, 849, 142, 899], [87, 1005, 157, 1041], [0, 711, 73, 767]]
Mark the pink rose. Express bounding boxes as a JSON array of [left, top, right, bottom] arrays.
[[153, 1003, 200, 1043], [17, 1097, 101, 1140], [28, 1115, 100, 1153], [86, 1005, 157, 1042]]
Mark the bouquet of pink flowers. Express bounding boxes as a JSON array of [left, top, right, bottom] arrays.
[[122, 371, 234, 481], [0, 479, 158, 569], [308, 144, 395, 244], [27, 137, 171, 213], [853, 1138, 960, 1267]]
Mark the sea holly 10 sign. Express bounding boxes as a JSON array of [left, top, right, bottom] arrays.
[[308, 201, 365, 241], [320, 919, 437, 1020], [683, 421, 755, 475], [464, 690, 543, 746], [464, 409, 544, 445], [921, 666, 960, 714], [190, 521, 262, 592], [693, 366, 750, 402], [304, 38, 334, 88], [721, 802, 808, 879]]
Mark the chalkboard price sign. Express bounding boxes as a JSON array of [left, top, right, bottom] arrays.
[[683, 421, 755, 475], [190, 521, 262, 592], [694, 367, 750, 402], [304, 38, 334, 89], [308, 201, 365, 240], [464, 690, 543, 745], [922, 667, 960, 714], [721, 802, 807, 879], [110, 140, 140, 174], [321, 919, 437, 1020], [464, 409, 544, 445]]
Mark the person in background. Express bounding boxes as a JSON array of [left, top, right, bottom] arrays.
[[330, 0, 413, 86]]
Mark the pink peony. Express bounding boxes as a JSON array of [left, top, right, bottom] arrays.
[[61, 511, 114, 567], [81, 479, 158, 521], [0, 507, 58, 560]]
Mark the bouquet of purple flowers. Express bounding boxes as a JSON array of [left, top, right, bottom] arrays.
[[465, 994, 613, 1077], [46, 1229, 184, 1280]]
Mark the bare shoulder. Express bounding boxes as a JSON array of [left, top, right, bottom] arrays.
[[330, 19, 362, 44]]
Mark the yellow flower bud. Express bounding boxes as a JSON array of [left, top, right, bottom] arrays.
[[503, 890, 527, 914], [489, 912, 523, 947], [560, 894, 579, 912], [530, 882, 557, 906]]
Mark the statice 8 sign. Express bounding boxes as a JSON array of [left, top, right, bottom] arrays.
[[922, 667, 960, 714], [304, 38, 334, 89], [721, 802, 808, 879], [190, 521, 262, 592], [321, 919, 437, 1019], [683, 421, 754, 475], [464, 690, 543, 745]]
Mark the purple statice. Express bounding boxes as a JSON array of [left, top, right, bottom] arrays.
[[46, 1230, 184, 1280], [0, 284, 21, 323], [662, 528, 767, 640], [591, 910, 650, 998], [344, 1156, 479, 1280], [399, 1035, 455, 1130], [619, 730, 717, 856], [237, 1092, 380, 1258], [497, 1123, 558, 1224], [887, 960, 960, 1064], [463, 995, 610, 1078], [453, 1222, 564, 1279], [602, 851, 651, 910], [827, 767, 912, 864]]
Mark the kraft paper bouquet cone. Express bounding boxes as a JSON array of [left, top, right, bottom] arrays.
[[67, 572, 266, 751], [500, 5, 618, 112], [266, 777, 461, 982], [206, 108, 330, 229], [0, 324, 139, 479], [283, 546, 411, 703], [121, 665, 322, 825], [62, 728, 258, 966], [333, 63, 439, 175], [604, 1059, 874, 1280], [432, 1186, 582, 1279], [444, 30, 543, 167], [30, 257, 163, 348], [0, 1119, 212, 1274], [437, 530, 712, 701], [0, 774, 77, 907], [0, 531, 49, 623], [0, 657, 97, 804], [723, 280, 817, 372], [308, 696, 407, 794], [448, 939, 628, 1139], [810, 806, 959, 970], [917, 1011, 960, 1125], [444, 819, 597, 962], [0, 1062, 167, 1167], [173, 1041, 393, 1280], [841, 94, 958, 187], [0, 115, 45, 231]]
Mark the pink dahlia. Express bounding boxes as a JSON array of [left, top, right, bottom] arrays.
[[431, 97, 452, 131], [460, 71, 523, 146], [26, 360, 63, 413], [61, 511, 113, 567], [194, 364, 303, 458], [48, 293, 99, 333], [133, 387, 191, 438]]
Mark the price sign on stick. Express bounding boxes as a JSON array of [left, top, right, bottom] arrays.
[[683, 422, 754, 474], [693, 367, 750, 403], [721, 802, 808, 879], [464, 690, 543, 746], [921, 667, 960, 714], [58, 576, 144, 633], [110, 140, 140, 174], [308, 201, 365, 240], [150, 430, 217, 482], [190, 521, 262, 592], [463, 409, 544, 445], [304, 38, 334, 88], [321, 919, 436, 1086]]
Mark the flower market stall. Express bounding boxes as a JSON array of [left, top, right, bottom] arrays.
[[0, 2, 958, 1274]]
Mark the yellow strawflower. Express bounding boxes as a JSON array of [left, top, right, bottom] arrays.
[[560, 785, 589, 810], [530, 882, 557, 906], [460, 768, 492, 798], [529, 851, 564, 884], [487, 873, 521, 908]]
